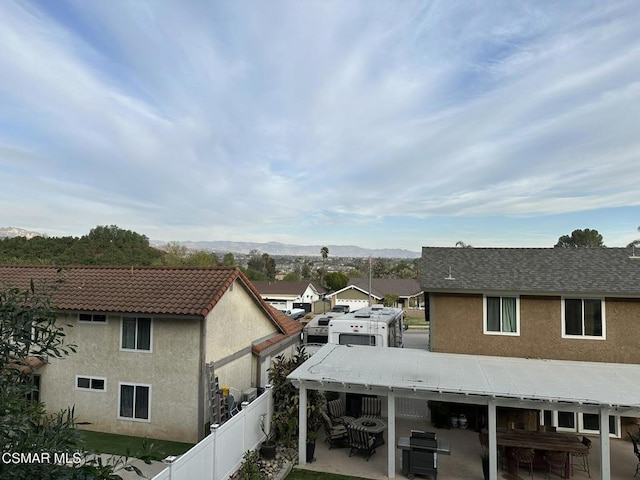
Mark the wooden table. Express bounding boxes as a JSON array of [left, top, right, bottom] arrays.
[[487, 429, 588, 477]]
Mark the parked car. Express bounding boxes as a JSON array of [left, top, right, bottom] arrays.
[[331, 305, 350, 313], [284, 308, 306, 320]]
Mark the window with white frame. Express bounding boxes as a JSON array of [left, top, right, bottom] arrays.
[[562, 298, 605, 338], [484, 296, 519, 334], [121, 317, 152, 351], [76, 375, 106, 391], [118, 383, 150, 421], [78, 313, 107, 323]]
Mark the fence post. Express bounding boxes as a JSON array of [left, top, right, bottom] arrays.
[[264, 384, 273, 438], [210, 423, 220, 480], [163, 455, 178, 480]]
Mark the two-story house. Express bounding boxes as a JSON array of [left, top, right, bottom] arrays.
[[420, 246, 640, 437], [0, 265, 302, 444]]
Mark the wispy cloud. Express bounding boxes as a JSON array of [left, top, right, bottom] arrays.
[[1, 0, 639, 249]]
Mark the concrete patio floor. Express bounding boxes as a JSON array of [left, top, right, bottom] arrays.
[[295, 417, 639, 480]]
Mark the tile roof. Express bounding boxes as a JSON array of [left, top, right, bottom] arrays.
[[420, 247, 640, 296], [252, 280, 322, 296], [0, 265, 302, 338], [252, 306, 303, 354], [347, 278, 422, 297]]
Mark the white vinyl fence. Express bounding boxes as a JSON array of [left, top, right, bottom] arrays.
[[152, 387, 272, 480]]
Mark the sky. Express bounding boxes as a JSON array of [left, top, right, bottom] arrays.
[[1, 1, 639, 252]]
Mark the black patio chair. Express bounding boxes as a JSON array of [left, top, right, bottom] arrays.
[[346, 422, 377, 461], [544, 451, 568, 479], [512, 448, 535, 479], [570, 436, 591, 478], [628, 432, 640, 478], [361, 397, 382, 419], [321, 411, 347, 449], [327, 398, 355, 425]]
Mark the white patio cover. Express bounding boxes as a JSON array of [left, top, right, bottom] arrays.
[[288, 344, 640, 479]]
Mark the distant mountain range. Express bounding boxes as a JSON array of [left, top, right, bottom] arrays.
[[151, 240, 420, 259], [0, 227, 420, 259], [152, 240, 420, 258], [0, 227, 44, 239]]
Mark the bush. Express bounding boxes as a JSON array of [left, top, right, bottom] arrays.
[[238, 450, 265, 480]]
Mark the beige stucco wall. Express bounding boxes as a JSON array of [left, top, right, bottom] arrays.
[[430, 293, 640, 363], [204, 278, 278, 393], [336, 289, 369, 301], [40, 313, 201, 443]]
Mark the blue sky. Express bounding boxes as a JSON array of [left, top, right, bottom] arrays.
[[1, 1, 639, 252]]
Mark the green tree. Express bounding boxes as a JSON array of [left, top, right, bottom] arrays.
[[383, 293, 400, 307], [455, 241, 473, 248], [283, 271, 301, 281], [222, 252, 236, 266], [246, 250, 276, 280], [324, 272, 348, 291], [555, 229, 605, 248], [300, 263, 312, 280]]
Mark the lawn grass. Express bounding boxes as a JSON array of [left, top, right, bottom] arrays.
[[286, 469, 370, 480], [404, 313, 427, 328], [79, 430, 193, 460]]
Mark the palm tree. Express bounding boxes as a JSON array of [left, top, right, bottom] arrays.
[[320, 246, 329, 313], [320, 246, 329, 286]]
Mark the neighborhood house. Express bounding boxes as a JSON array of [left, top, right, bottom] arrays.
[[419, 246, 640, 437], [0, 265, 302, 444]]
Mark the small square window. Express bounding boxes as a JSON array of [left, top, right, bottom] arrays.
[[79, 313, 107, 323], [91, 378, 105, 390], [77, 377, 90, 389], [77, 376, 106, 391]]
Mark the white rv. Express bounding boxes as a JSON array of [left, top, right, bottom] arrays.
[[327, 305, 405, 348], [302, 313, 343, 355]]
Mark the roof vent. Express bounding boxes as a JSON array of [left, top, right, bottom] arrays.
[[318, 317, 331, 326], [444, 266, 455, 280], [631, 245, 640, 259]]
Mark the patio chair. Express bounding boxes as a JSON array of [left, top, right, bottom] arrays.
[[321, 411, 347, 449], [346, 422, 377, 461], [544, 451, 568, 479], [570, 436, 591, 478], [512, 448, 535, 479], [361, 397, 382, 419], [479, 431, 505, 470], [226, 393, 240, 417], [629, 432, 640, 478], [327, 398, 355, 425]]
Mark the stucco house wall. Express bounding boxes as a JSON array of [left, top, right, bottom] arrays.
[[40, 314, 201, 443], [430, 293, 640, 363], [205, 278, 278, 391]]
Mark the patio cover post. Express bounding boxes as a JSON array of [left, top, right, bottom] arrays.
[[488, 399, 498, 480], [387, 394, 396, 478], [298, 385, 308, 465], [599, 406, 611, 479]]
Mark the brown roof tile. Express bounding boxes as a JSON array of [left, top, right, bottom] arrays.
[[0, 265, 301, 339]]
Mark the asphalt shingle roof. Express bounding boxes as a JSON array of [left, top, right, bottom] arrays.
[[420, 247, 640, 296], [0, 265, 302, 338], [252, 280, 323, 296], [347, 278, 422, 297]]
